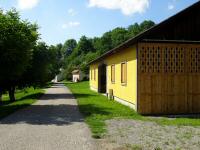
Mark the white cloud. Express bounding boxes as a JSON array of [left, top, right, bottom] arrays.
[[88, 0, 149, 16], [62, 21, 80, 29], [168, 4, 175, 10], [17, 0, 39, 10], [68, 8, 78, 16]]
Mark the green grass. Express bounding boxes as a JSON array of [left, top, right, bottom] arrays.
[[65, 81, 200, 138], [0, 87, 44, 119]]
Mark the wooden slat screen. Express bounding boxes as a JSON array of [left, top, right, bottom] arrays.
[[139, 44, 187, 74], [111, 65, 115, 83], [121, 62, 127, 84], [138, 42, 200, 114], [188, 47, 200, 73]]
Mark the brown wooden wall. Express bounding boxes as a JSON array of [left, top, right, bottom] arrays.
[[137, 42, 200, 114]]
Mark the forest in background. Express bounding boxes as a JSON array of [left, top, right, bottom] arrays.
[[58, 20, 155, 80]]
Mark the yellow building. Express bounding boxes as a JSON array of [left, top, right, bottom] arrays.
[[89, 2, 200, 115], [89, 46, 138, 110]]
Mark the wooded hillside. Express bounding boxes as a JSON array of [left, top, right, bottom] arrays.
[[60, 20, 155, 80]]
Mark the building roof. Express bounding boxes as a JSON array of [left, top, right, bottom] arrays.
[[72, 70, 80, 74], [88, 1, 200, 65]]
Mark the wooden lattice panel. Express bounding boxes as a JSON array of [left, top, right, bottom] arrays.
[[188, 47, 200, 73], [140, 46, 162, 73], [163, 47, 185, 73], [138, 43, 200, 74], [175, 47, 185, 73]]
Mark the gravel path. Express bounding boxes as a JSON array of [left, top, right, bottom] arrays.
[[0, 83, 94, 150], [104, 119, 200, 150]]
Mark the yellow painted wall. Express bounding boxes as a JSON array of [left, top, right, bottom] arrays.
[[106, 46, 137, 104], [89, 63, 99, 90], [89, 45, 137, 105]]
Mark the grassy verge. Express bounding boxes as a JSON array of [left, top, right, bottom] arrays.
[[0, 87, 44, 119], [65, 81, 200, 138]]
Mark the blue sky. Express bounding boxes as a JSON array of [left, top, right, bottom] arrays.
[[0, 0, 198, 45]]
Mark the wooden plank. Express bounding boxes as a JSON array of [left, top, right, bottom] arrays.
[[151, 75, 163, 114]]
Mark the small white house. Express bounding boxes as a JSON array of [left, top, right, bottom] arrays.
[[72, 70, 83, 82]]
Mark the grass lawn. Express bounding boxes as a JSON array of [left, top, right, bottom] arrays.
[[0, 87, 44, 119], [65, 81, 200, 138]]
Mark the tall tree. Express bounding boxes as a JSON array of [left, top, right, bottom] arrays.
[[48, 45, 63, 78], [127, 20, 155, 38], [111, 27, 128, 48], [56, 43, 63, 60], [20, 42, 62, 88], [127, 23, 141, 38], [140, 20, 155, 31], [76, 36, 95, 54], [0, 9, 39, 101], [61, 39, 77, 57], [99, 32, 113, 54]]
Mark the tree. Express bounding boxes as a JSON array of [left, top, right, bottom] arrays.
[[20, 42, 62, 88], [97, 32, 113, 54], [127, 23, 141, 38], [56, 43, 63, 60], [61, 39, 77, 57], [111, 27, 128, 48], [20, 42, 50, 87], [62, 36, 96, 79], [140, 20, 155, 31], [92, 37, 101, 51], [127, 20, 155, 38], [48, 45, 62, 78], [76, 36, 95, 54], [0, 9, 39, 101]]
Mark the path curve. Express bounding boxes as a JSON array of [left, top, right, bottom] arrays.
[[0, 83, 94, 150]]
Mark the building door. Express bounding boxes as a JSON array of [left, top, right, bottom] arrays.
[[98, 64, 107, 93]]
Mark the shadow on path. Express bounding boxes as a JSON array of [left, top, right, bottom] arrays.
[[0, 83, 90, 126], [0, 104, 84, 126]]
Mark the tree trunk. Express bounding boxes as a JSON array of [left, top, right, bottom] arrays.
[[9, 86, 15, 102]]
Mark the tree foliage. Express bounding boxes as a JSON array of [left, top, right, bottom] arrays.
[[75, 36, 95, 54], [19, 42, 62, 89], [0, 9, 62, 102], [111, 27, 128, 48], [61, 20, 155, 80], [61, 39, 76, 57], [0, 9, 39, 101]]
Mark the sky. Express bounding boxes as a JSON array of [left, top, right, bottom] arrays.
[[0, 0, 198, 45]]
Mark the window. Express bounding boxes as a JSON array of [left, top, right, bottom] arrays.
[[121, 62, 127, 85], [111, 65, 115, 83], [91, 69, 93, 80], [94, 69, 96, 81]]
